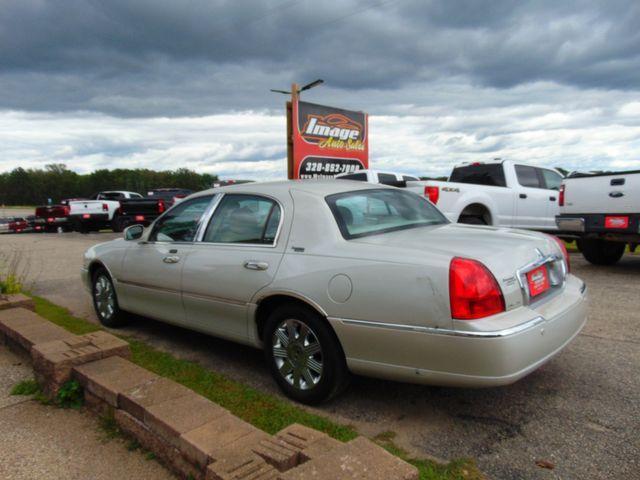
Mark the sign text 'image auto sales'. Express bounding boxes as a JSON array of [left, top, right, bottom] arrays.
[[288, 100, 369, 179]]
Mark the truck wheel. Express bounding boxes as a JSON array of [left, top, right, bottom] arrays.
[[579, 239, 625, 265], [263, 304, 350, 404], [111, 216, 125, 233]]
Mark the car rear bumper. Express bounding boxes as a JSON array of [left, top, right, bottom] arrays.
[[329, 275, 588, 387], [118, 214, 158, 227]]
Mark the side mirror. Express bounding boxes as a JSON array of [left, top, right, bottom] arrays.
[[124, 224, 144, 241]]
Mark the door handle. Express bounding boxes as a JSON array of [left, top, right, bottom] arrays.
[[163, 255, 180, 264], [549, 196, 556, 201], [519, 193, 527, 199], [244, 260, 269, 271], [609, 191, 624, 198]]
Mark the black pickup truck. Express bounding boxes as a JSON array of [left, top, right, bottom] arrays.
[[112, 188, 193, 231]]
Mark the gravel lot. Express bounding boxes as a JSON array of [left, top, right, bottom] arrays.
[[1, 231, 639, 479]]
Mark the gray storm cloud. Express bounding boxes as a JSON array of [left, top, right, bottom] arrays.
[[0, 0, 639, 177]]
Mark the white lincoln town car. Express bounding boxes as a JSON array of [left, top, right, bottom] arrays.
[[82, 180, 587, 403]]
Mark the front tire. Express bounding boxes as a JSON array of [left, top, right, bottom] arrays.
[[264, 304, 350, 404], [91, 268, 130, 327], [579, 239, 625, 265]]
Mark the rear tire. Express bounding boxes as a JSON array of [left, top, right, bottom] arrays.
[[111, 216, 125, 233], [91, 268, 130, 327], [263, 304, 350, 404], [579, 239, 625, 265]]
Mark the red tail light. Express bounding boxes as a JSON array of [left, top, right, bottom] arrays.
[[158, 200, 165, 213], [559, 184, 565, 207], [549, 235, 570, 272], [424, 186, 439, 204], [102, 203, 108, 212], [63, 205, 70, 216], [449, 257, 505, 320], [47, 217, 54, 223]]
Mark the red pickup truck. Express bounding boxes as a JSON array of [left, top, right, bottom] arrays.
[[33, 198, 85, 232]]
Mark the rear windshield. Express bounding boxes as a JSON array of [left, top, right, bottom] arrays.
[[449, 164, 506, 187], [326, 189, 448, 239]]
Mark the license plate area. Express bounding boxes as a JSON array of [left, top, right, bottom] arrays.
[[604, 216, 629, 229], [526, 265, 551, 298]]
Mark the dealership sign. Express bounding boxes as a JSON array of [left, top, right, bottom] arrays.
[[288, 100, 369, 179]]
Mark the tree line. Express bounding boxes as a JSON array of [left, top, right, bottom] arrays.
[[0, 164, 219, 206]]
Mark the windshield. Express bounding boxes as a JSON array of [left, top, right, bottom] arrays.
[[326, 188, 448, 239]]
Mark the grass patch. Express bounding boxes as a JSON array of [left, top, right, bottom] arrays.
[[29, 292, 481, 479], [374, 431, 485, 480], [10, 379, 40, 396]]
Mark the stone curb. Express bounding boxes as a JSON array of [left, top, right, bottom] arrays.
[[0, 302, 419, 480]]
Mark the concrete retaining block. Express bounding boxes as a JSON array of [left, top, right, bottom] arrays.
[[206, 453, 279, 480], [0, 302, 420, 480], [280, 436, 419, 480], [179, 415, 269, 469], [73, 355, 158, 406], [0, 308, 73, 352], [119, 376, 192, 422], [32, 331, 130, 397], [144, 393, 228, 448], [0, 293, 35, 312], [115, 409, 204, 480]]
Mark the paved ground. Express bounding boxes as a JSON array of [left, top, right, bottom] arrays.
[[0, 345, 174, 480], [1, 232, 639, 479]]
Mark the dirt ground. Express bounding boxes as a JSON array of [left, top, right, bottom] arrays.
[[1, 231, 639, 479], [0, 346, 174, 480]]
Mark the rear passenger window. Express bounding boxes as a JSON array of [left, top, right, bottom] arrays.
[[337, 173, 367, 181], [203, 194, 281, 245], [449, 164, 506, 187], [540, 169, 563, 191], [377, 173, 399, 185], [515, 165, 542, 188]]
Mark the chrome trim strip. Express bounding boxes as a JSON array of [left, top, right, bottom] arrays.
[[117, 279, 181, 295], [330, 316, 546, 338]]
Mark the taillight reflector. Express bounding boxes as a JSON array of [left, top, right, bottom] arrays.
[[549, 235, 571, 272], [559, 184, 565, 207], [102, 203, 108, 212], [158, 200, 165, 213], [449, 257, 505, 320], [424, 186, 439, 204]]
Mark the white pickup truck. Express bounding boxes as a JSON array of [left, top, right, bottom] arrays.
[[556, 170, 640, 265], [337, 161, 564, 231], [68, 191, 142, 232]]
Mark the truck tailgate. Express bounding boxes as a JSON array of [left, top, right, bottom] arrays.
[[70, 201, 107, 215], [562, 172, 640, 214], [119, 198, 161, 216]]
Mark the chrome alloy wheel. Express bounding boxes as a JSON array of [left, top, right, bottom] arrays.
[[272, 319, 323, 390], [94, 275, 115, 321]]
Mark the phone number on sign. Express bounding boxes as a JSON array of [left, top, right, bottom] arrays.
[[302, 162, 360, 174]]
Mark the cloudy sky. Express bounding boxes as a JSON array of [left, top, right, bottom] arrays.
[[1, 0, 639, 179]]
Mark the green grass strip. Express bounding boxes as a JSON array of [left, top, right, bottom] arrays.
[[29, 293, 483, 480]]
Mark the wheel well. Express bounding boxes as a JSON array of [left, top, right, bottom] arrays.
[[255, 294, 327, 342], [88, 261, 107, 280], [459, 203, 492, 225]]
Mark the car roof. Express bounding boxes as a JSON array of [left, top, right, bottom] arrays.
[[193, 179, 394, 199]]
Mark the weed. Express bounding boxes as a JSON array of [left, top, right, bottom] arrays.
[[126, 439, 141, 451], [98, 411, 121, 441], [55, 380, 84, 409], [145, 452, 156, 461], [10, 379, 40, 396]]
